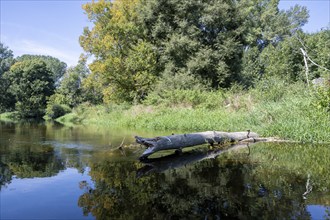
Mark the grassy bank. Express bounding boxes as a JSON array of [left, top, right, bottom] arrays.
[[56, 79, 330, 143]]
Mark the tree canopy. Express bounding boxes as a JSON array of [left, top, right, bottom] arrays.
[[17, 54, 67, 86], [1, 0, 329, 118], [4, 60, 55, 118], [80, 0, 309, 104], [0, 42, 15, 76], [80, 0, 157, 103], [0, 43, 15, 112]]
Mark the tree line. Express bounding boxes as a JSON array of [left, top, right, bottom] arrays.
[[0, 49, 92, 118], [79, 0, 329, 103], [0, 0, 329, 119]]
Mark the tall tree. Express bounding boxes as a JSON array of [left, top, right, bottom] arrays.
[[303, 29, 330, 78], [239, 0, 308, 48], [238, 1, 308, 85], [139, 0, 308, 88], [17, 55, 67, 86], [53, 59, 90, 107], [0, 43, 15, 76], [80, 0, 157, 103], [0, 43, 15, 112], [4, 60, 55, 118], [139, 0, 244, 87], [80, 0, 309, 94]]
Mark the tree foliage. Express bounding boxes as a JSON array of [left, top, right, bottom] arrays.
[[4, 60, 55, 118], [45, 60, 91, 119], [80, 0, 157, 103], [0, 43, 15, 113], [57, 60, 89, 107], [303, 29, 330, 78], [0, 42, 15, 76], [17, 54, 67, 86], [243, 29, 330, 85], [139, 0, 308, 88], [80, 0, 309, 103]]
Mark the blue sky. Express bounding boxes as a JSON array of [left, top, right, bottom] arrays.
[[0, 0, 329, 67]]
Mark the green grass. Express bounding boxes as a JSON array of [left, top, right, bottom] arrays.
[[56, 79, 330, 142], [0, 111, 19, 122]]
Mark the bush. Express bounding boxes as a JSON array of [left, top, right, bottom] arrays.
[[144, 89, 224, 109], [252, 76, 295, 102], [151, 71, 210, 95], [312, 86, 330, 112], [46, 103, 71, 119]]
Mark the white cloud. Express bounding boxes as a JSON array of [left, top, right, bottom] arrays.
[[1, 22, 78, 46], [1, 22, 84, 67], [8, 39, 81, 67]]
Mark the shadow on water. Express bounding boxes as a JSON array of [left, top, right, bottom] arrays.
[[1, 121, 329, 219]]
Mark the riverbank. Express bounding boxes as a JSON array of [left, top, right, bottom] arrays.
[[1, 79, 329, 142], [54, 80, 330, 143]]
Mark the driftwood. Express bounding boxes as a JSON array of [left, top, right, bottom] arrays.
[[135, 130, 259, 159]]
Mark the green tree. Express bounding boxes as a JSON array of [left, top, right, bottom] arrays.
[[245, 29, 330, 84], [303, 29, 330, 78], [139, 0, 308, 88], [57, 61, 89, 107], [4, 60, 55, 118], [139, 0, 244, 87], [17, 54, 67, 86], [259, 36, 305, 81], [45, 60, 90, 119], [0, 75, 15, 113], [0, 42, 15, 76], [80, 0, 309, 96], [80, 0, 157, 104], [238, 1, 308, 85], [0, 43, 15, 112], [239, 1, 308, 48]]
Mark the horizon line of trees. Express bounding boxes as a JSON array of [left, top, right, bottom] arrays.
[[0, 0, 329, 119], [0, 46, 94, 118]]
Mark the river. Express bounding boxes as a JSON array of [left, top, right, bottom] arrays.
[[0, 121, 329, 219]]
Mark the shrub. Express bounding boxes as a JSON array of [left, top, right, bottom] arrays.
[[312, 86, 330, 112], [144, 89, 224, 109], [46, 103, 71, 119]]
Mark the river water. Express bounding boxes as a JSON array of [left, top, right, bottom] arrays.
[[0, 121, 329, 219]]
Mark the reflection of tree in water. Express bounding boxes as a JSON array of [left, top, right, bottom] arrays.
[[0, 161, 13, 190], [78, 160, 160, 219], [78, 153, 312, 219], [1, 144, 64, 179], [0, 121, 66, 188], [60, 147, 89, 174]]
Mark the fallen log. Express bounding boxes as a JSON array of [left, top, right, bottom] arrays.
[[135, 130, 259, 159]]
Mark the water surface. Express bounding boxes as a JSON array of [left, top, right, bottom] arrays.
[[0, 121, 329, 219]]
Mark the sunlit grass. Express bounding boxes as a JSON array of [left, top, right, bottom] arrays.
[[57, 79, 330, 143]]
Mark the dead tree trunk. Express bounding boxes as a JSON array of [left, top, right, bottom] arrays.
[[135, 130, 259, 158]]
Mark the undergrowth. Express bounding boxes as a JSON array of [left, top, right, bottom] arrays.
[[56, 78, 330, 143]]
